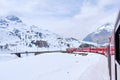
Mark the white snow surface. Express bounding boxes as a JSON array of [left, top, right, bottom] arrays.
[[0, 52, 109, 80]]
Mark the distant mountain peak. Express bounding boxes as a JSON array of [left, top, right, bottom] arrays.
[[94, 23, 114, 34], [6, 15, 22, 23], [83, 23, 114, 44], [0, 15, 25, 28], [97, 23, 113, 32]]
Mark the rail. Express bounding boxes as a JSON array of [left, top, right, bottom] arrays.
[[11, 50, 66, 57]]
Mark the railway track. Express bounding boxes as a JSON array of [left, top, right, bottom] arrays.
[[11, 50, 67, 57]]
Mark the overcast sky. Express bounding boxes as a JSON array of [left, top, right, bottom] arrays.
[[0, 0, 120, 40]]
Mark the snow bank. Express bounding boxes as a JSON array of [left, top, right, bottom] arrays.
[[0, 53, 109, 80]]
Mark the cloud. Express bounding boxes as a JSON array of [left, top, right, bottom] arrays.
[[74, 0, 119, 18], [0, 0, 119, 40], [0, 0, 82, 17], [72, 0, 119, 32], [52, 0, 120, 39]]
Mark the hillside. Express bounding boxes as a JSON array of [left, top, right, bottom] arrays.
[[0, 15, 81, 53]]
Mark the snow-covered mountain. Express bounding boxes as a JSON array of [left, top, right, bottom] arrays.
[[0, 15, 81, 52], [83, 23, 114, 44]]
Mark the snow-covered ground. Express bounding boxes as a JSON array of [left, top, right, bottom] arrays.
[[0, 52, 109, 80]]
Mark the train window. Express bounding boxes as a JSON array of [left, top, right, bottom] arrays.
[[115, 25, 120, 63], [118, 34, 120, 62]]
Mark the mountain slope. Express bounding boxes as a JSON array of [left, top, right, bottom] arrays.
[[0, 15, 81, 52], [83, 23, 114, 44]]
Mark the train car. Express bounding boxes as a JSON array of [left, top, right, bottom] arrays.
[[110, 10, 120, 80], [101, 10, 120, 80]]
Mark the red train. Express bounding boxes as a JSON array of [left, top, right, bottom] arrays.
[[66, 11, 120, 80], [66, 47, 114, 56]]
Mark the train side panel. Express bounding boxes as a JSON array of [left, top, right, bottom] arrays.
[[113, 10, 120, 80]]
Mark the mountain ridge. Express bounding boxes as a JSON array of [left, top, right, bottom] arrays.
[[83, 23, 114, 44], [0, 15, 81, 52]]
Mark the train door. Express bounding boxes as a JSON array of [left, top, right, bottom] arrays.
[[115, 21, 120, 80]]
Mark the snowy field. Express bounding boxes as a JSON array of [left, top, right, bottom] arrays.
[[0, 52, 109, 80]]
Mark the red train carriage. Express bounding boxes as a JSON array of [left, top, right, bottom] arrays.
[[107, 10, 120, 80], [112, 10, 120, 80]]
